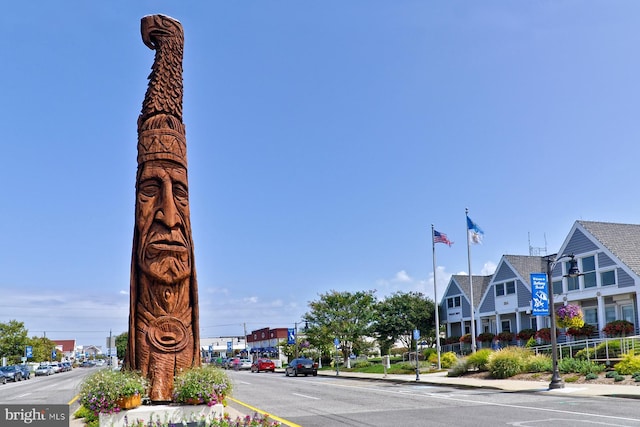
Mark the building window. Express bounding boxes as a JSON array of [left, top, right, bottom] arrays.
[[447, 296, 461, 308], [584, 308, 598, 326], [605, 306, 617, 323], [552, 280, 563, 295], [501, 320, 511, 332], [530, 318, 537, 330], [622, 305, 634, 324], [495, 281, 516, 297], [601, 270, 616, 287], [566, 275, 579, 291], [581, 255, 596, 288]]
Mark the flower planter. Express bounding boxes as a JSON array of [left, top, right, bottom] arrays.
[[184, 397, 203, 405], [116, 394, 142, 410]]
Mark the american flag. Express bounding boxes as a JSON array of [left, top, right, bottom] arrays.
[[433, 230, 453, 246]]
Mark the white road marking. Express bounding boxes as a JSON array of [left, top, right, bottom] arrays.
[[292, 392, 320, 400]]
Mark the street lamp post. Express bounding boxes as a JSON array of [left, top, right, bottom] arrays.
[[545, 253, 581, 390]]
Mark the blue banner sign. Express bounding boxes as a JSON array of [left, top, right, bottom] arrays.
[[531, 273, 549, 316], [25, 346, 33, 358], [226, 341, 232, 352], [413, 329, 420, 340], [287, 328, 296, 345]]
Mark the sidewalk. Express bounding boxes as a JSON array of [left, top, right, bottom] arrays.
[[316, 369, 640, 399]]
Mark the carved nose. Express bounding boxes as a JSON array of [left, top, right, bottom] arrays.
[[156, 188, 180, 228]]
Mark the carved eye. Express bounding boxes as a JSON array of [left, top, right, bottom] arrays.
[[173, 183, 188, 200], [139, 180, 161, 197]]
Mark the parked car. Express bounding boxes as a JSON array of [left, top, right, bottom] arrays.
[[49, 362, 61, 373], [35, 364, 55, 376], [15, 364, 31, 379], [285, 358, 318, 377], [239, 358, 252, 370], [251, 358, 276, 373], [0, 365, 24, 381], [0, 369, 11, 384], [59, 362, 72, 372]]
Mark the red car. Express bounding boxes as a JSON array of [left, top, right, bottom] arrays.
[[251, 358, 276, 373]]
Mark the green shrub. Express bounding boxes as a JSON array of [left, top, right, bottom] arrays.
[[351, 360, 371, 369], [525, 336, 537, 348], [614, 374, 625, 382], [523, 354, 551, 373], [422, 348, 437, 360], [487, 347, 528, 378], [614, 351, 640, 375], [447, 359, 469, 377], [585, 372, 598, 380], [605, 370, 618, 378], [440, 351, 458, 369], [558, 358, 604, 375], [466, 349, 492, 371], [575, 339, 622, 360]]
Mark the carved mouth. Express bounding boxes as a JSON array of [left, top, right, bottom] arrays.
[[148, 240, 187, 253]]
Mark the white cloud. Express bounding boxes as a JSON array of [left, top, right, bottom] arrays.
[[481, 261, 497, 275], [393, 270, 412, 282]]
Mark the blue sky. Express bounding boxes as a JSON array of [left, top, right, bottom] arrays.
[[2, 1, 640, 347]]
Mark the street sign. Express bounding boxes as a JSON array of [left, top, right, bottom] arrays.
[[287, 328, 296, 345], [334, 338, 340, 347], [531, 273, 549, 316], [413, 329, 420, 340]]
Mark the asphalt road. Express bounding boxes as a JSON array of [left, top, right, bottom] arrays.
[[227, 370, 640, 427], [0, 366, 89, 406]]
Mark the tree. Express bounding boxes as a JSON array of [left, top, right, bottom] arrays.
[[372, 291, 435, 352], [27, 336, 58, 363], [0, 320, 29, 364], [304, 290, 377, 361], [115, 332, 128, 359]]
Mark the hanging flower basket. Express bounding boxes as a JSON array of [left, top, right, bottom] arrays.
[[556, 304, 584, 329]]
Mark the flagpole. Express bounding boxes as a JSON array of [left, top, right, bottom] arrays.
[[431, 225, 442, 370], [465, 208, 477, 353]]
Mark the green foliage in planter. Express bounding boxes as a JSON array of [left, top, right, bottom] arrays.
[[523, 354, 551, 373], [613, 351, 640, 375], [79, 369, 147, 415], [487, 347, 528, 378], [440, 351, 458, 369], [585, 372, 598, 380], [173, 365, 232, 406], [614, 374, 626, 382], [466, 349, 492, 371]]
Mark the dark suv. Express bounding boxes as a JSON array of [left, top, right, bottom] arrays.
[[285, 358, 318, 377]]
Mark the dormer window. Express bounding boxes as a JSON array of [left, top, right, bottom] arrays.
[[495, 280, 515, 297]]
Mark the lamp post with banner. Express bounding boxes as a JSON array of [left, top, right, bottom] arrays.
[[541, 253, 581, 390]]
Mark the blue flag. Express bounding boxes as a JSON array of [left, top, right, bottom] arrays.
[[467, 216, 484, 244]]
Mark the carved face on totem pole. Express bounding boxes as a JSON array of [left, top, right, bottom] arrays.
[[124, 14, 200, 403]]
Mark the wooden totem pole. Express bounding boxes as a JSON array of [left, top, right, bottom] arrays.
[[124, 14, 200, 402]]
